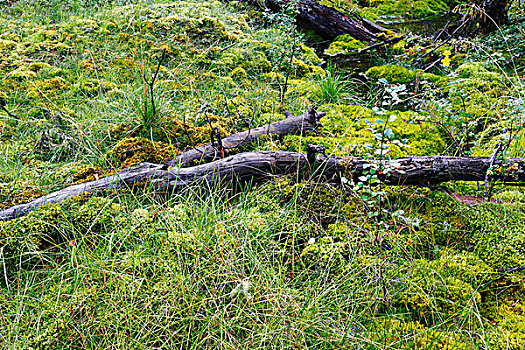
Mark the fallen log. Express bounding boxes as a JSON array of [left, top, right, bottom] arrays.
[[2, 150, 525, 221], [162, 152, 525, 188], [168, 106, 325, 168], [1, 107, 325, 221], [0, 162, 163, 221], [241, 0, 388, 42]]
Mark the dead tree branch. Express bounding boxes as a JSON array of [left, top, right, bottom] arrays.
[[2, 151, 525, 221], [167, 106, 325, 167]]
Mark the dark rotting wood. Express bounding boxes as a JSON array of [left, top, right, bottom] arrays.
[[240, 0, 389, 42]]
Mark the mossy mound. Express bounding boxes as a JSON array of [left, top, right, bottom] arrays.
[[271, 104, 445, 157], [362, 0, 450, 20], [107, 137, 175, 168], [324, 34, 367, 56], [366, 64, 442, 84], [455, 62, 501, 82], [470, 203, 525, 270], [0, 196, 123, 271]]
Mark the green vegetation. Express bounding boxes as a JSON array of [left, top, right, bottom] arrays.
[[1, 0, 525, 348]]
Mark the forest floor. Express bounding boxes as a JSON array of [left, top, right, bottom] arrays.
[[1, 0, 525, 348]]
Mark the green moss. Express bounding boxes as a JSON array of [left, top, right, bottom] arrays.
[[363, 0, 449, 20], [0, 39, 17, 52], [300, 236, 349, 275], [73, 78, 120, 97], [299, 43, 322, 65], [391, 39, 406, 53], [368, 318, 472, 349], [230, 66, 248, 80], [0, 195, 123, 274], [275, 104, 445, 157], [415, 192, 472, 250], [107, 137, 175, 169], [366, 64, 416, 84], [366, 65, 446, 86], [470, 203, 525, 270], [262, 71, 285, 84], [27, 61, 52, 72], [397, 258, 481, 319], [456, 62, 501, 82], [7, 67, 37, 80], [34, 77, 69, 94], [218, 47, 272, 73], [0, 181, 43, 210], [324, 34, 366, 56], [448, 78, 503, 120], [416, 70, 441, 83]]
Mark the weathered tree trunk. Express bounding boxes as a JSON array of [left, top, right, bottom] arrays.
[[241, 0, 387, 42], [2, 151, 524, 221], [0, 107, 325, 220], [161, 152, 525, 189], [168, 106, 325, 168]]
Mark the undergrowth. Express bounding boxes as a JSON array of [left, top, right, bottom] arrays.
[[1, 0, 525, 349]]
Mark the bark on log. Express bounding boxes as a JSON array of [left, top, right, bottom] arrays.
[[161, 152, 525, 188], [168, 106, 325, 168], [2, 151, 525, 221], [241, 0, 387, 42], [0, 162, 163, 221]]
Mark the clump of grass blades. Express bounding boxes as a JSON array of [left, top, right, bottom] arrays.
[[312, 70, 352, 104]]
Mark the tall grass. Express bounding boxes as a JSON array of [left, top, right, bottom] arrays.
[[312, 69, 353, 105], [1, 0, 524, 348]]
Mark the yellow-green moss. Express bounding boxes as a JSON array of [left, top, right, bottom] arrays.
[[0, 39, 18, 52], [366, 64, 416, 84], [273, 105, 445, 157], [299, 43, 322, 65], [230, 66, 248, 80], [456, 62, 501, 82], [363, 0, 449, 20], [107, 137, 176, 168], [0, 196, 124, 273], [324, 34, 366, 56], [34, 77, 69, 94], [0, 181, 43, 210], [368, 318, 472, 349], [300, 236, 349, 275], [73, 78, 120, 97], [470, 203, 525, 269], [7, 67, 37, 80]]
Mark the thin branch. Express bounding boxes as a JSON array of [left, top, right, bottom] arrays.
[[357, 36, 404, 54], [0, 104, 17, 118]]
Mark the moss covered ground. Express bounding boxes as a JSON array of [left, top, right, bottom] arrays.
[[1, 0, 525, 348]]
